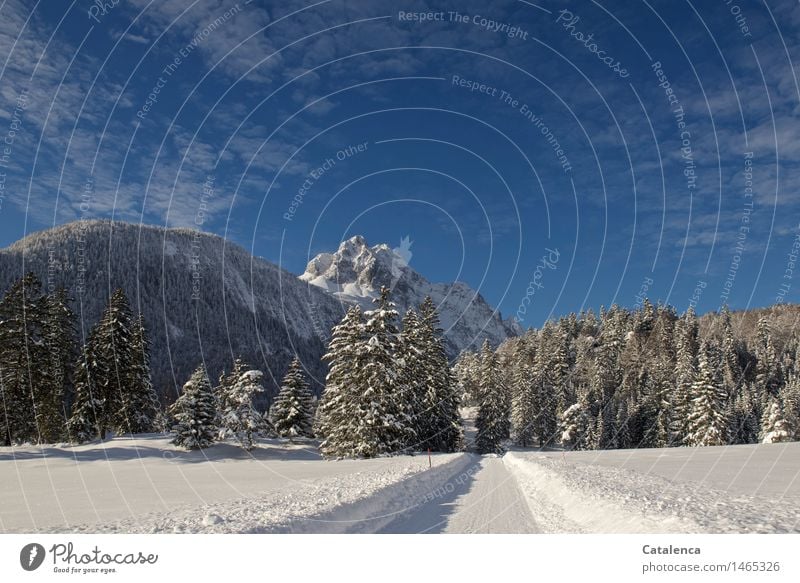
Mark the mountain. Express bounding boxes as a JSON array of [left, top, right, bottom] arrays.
[[0, 220, 346, 403], [300, 235, 519, 356]]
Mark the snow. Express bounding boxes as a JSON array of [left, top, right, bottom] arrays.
[[2, 436, 798, 533], [505, 443, 800, 533], [299, 235, 517, 356], [0, 435, 462, 534]]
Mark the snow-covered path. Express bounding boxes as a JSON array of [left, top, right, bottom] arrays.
[[439, 456, 539, 533], [279, 454, 539, 533]]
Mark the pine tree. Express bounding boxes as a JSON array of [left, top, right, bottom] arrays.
[[687, 341, 728, 447], [271, 358, 315, 439], [115, 314, 162, 434], [0, 274, 52, 444], [536, 326, 559, 446], [559, 398, 591, 450], [218, 363, 265, 450], [719, 305, 742, 397], [170, 365, 217, 449], [317, 306, 364, 458], [417, 297, 462, 452], [67, 326, 104, 443], [356, 287, 416, 456], [760, 399, 794, 443], [671, 310, 698, 446], [70, 289, 136, 441], [511, 339, 537, 447], [453, 351, 481, 406], [727, 384, 760, 444], [40, 288, 77, 443], [397, 309, 427, 448], [754, 316, 782, 399], [475, 340, 509, 454]]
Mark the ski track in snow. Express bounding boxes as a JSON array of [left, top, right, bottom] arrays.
[[504, 451, 800, 533]]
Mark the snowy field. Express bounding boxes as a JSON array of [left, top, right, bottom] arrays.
[[1, 436, 798, 533]]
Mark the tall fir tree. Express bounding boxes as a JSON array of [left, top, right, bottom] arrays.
[[67, 325, 105, 443], [417, 297, 462, 452], [0, 274, 52, 444], [218, 362, 265, 450], [760, 399, 794, 443], [687, 341, 728, 447], [671, 309, 698, 446], [271, 357, 315, 439], [40, 288, 77, 442], [511, 339, 537, 447], [356, 287, 416, 456], [170, 365, 217, 449], [475, 340, 509, 454], [317, 306, 364, 458], [115, 314, 162, 434]]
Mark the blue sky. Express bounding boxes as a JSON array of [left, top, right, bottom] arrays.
[[0, 0, 799, 326]]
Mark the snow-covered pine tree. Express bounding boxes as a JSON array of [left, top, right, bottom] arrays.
[[671, 309, 698, 446], [115, 314, 162, 434], [535, 326, 559, 447], [170, 365, 217, 449], [559, 398, 591, 450], [719, 305, 742, 397], [760, 399, 794, 443], [541, 323, 574, 426], [397, 308, 427, 448], [475, 340, 509, 454], [727, 384, 760, 444], [317, 305, 364, 458], [782, 371, 800, 439], [356, 287, 416, 457], [218, 363, 265, 450], [0, 274, 52, 444], [93, 289, 135, 439], [452, 351, 481, 406], [41, 288, 77, 442], [270, 357, 315, 439], [417, 296, 462, 452], [687, 341, 728, 447], [67, 325, 104, 443], [511, 338, 537, 447], [754, 316, 782, 400]]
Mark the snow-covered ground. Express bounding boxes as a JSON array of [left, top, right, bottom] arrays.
[[2, 436, 798, 533], [505, 444, 800, 533]]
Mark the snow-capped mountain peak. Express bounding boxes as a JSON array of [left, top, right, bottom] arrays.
[[300, 236, 518, 356]]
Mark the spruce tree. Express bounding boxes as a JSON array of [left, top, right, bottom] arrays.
[[671, 311, 698, 446], [170, 365, 217, 449], [116, 314, 162, 434], [90, 288, 135, 439], [511, 339, 537, 447], [218, 363, 265, 450], [760, 399, 794, 443], [559, 398, 591, 450], [356, 287, 416, 456], [687, 341, 728, 447], [317, 306, 364, 458], [397, 309, 427, 448], [271, 358, 315, 439], [0, 274, 51, 444], [41, 288, 77, 443], [67, 326, 104, 443], [475, 340, 509, 454], [754, 316, 782, 400], [536, 325, 559, 447], [417, 297, 462, 452]]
